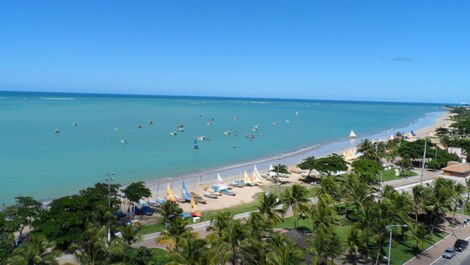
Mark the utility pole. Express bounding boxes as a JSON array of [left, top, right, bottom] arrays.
[[106, 173, 115, 243], [420, 139, 427, 185]]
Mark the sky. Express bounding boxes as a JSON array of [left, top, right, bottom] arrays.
[[0, 1, 469, 103]]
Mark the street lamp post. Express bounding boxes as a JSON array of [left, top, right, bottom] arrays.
[[420, 139, 427, 185], [386, 224, 408, 265]]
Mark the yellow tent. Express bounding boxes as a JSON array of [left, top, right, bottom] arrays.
[[166, 183, 176, 202], [190, 198, 201, 217]]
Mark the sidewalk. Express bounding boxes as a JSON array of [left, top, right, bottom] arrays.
[[404, 214, 470, 265]]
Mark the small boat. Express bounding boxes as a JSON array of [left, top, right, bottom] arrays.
[[223, 131, 231, 135], [190, 198, 202, 217], [193, 140, 199, 150], [148, 121, 154, 125], [252, 165, 263, 183], [203, 191, 218, 199], [234, 116, 239, 120], [54, 129, 60, 134], [182, 181, 192, 202], [244, 171, 255, 186], [196, 136, 206, 141], [272, 121, 278, 125], [217, 173, 224, 185], [285, 120, 291, 123], [207, 121, 213, 126], [221, 189, 236, 196], [295, 111, 299, 115], [190, 192, 207, 204], [178, 127, 185, 132], [137, 125, 142, 128], [246, 134, 255, 139], [170, 131, 177, 136], [349, 130, 357, 138], [114, 128, 119, 131], [72, 122, 78, 126], [178, 124, 184, 128], [230, 179, 245, 188], [166, 183, 177, 202], [120, 139, 127, 144]]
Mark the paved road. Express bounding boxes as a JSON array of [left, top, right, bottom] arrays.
[[430, 234, 470, 265], [404, 214, 470, 265]]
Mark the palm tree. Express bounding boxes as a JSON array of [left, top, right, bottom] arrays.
[[308, 228, 342, 265], [412, 185, 427, 222], [210, 219, 247, 265], [8, 234, 60, 265], [206, 211, 232, 238], [118, 223, 141, 245], [157, 217, 192, 250], [425, 178, 455, 233], [280, 184, 309, 229], [166, 232, 214, 265], [266, 234, 304, 265], [358, 139, 375, 160], [72, 226, 110, 265], [307, 194, 337, 234], [258, 192, 283, 225], [451, 183, 466, 219]]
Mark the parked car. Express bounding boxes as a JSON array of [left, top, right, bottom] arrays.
[[442, 247, 456, 259], [454, 239, 469, 252]]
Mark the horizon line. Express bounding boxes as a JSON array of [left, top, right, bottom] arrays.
[[0, 89, 452, 105]]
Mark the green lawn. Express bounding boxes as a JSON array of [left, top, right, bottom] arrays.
[[382, 169, 417, 182], [390, 231, 447, 265], [276, 216, 447, 265]]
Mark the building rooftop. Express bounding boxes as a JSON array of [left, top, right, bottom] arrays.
[[443, 163, 470, 174]]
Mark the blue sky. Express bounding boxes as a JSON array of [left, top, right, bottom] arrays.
[[1, 1, 469, 103]]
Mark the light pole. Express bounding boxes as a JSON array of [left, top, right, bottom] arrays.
[[420, 139, 427, 185], [386, 224, 408, 265], [106, 173, 115, 243]]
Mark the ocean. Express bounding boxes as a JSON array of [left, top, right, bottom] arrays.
[[0, 91, 443, 204]]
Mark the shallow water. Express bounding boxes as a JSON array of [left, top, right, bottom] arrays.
[[0, 92, 442, 204]]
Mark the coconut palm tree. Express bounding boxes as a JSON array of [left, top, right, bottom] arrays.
[[210, 219, 247, 265], [118, 223, 141, 245], [451, 183, 466, 219], [258, 192, 283, 225], [280, 184, 309, 229], [72, 226, 110, 265], [156, 217, 192, 250], [166, 232, 214, 265], [266, 234, 304, 265], [206, 211, 233, 238], [307, 194, 337, 235], [8, 234, 60, 265]]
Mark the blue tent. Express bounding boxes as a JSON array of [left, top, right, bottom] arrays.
[[182, 181, 192, 201]]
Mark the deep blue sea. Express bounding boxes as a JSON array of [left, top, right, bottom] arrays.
[[0, 91, 443, 204]]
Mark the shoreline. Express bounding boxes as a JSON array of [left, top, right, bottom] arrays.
[[147, 110, 450, 212]]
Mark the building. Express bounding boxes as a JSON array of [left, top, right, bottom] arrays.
[[448, 147, 467, 163], [442, 162, 470, 178]]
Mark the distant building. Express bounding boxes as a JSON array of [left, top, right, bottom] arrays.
[[442, 162, 470, 178], [448, 147, 467, 162]]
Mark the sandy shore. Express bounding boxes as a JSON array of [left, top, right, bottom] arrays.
[[415, 111, 452, 138], [146, 111, 450, 213]]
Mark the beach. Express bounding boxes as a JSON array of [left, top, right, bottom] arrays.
[[150, 110, 450, 213]]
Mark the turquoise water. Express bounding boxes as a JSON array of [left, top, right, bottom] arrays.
[[0, 92, 442, 204]]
